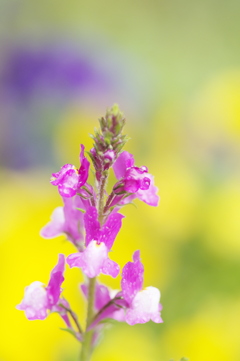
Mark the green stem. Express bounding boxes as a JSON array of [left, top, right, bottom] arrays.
[[98, 173, 108, 226], [80, 277, 96, 361], [80, 171, 109, 361]]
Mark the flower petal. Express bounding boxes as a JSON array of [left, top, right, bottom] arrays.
[[67, 241, 119, 278], [16, 281, 48, 320], [84, 207, 100, 246], [125, 287, 163, 325], [102, 258, 120, 278], [57, 169, 79, 197], [40, 207, 65, 238], [63, 197, 84, 244], [136, 174, 159, 206], [50, 164, 74, 186], [121, 250, 144, 304], [113, 151, 134, 180], [78, 144, 90, 187], [46, 254, 65, 308], [100, 212, 124, 250]]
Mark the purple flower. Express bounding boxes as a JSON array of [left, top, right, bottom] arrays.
[[125, 286, 162, 325], [51, 145, 90, 197], [113, 151, 159, 207], [84, 251, 162, 328], [84, 206, 124, 249], [17, 254, 65, 320], [16, 281, 48, 320], [40, 196, 86, 248], [67, 241, 119, 278], [66, 206, 123, 278], [121, 250, 163, 325]]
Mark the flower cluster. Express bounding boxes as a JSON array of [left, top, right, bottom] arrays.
[[17, 105, 162, 360]]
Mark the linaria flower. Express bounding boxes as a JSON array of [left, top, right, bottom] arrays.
[[67, 241, 119, 278], [87, 251, 162, 327], [113, 151, 159, 206], [50, 145, 90, 197], [121, 250, 162, 325], [66, 206, 124, 278], [17, 254, 65, 320], [40, 196, 86, 248]]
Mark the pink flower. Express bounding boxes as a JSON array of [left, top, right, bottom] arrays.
[[16, 281, 48, 320], [17, 255, 65, 320], [85, 251, 162, 328], [113, 151, 159, 207], [121, 250, 163, 325], [50, 145, 90, 197], [67, 241, 119, 278], [84, 206, 124, 249], [66, 206, 123, 278], [40, 196, 86, 248]]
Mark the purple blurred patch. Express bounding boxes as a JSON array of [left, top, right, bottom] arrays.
[[2, 46, 110, 99], [0, 45, 112, 169]]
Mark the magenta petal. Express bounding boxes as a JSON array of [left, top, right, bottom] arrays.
[[100, 212, 124, 250], [124, 178, 140, 193], [136, 174, 159, 206], [125, 287, 163, 325], [67, 241, 107, 278], [121, 250, 144, 304], [140, 177, 151, 190], [63, 197, 84, 244], [84, 207, 100, 246], [95, 284, 112, 310], [58, 184, 77, 198], [102, 258, 120, 278], [84, 207, 123, 249], [46, 254, 65, 308], [67, 241, 119, 278], [113, 151, 135, 179], [57, 169, 79, 197], [78, 144, 90, 187], [40, 207, 65, 238], [50, 164, 74, 185], [16, 281, 48, 320], [79, 144, 86, 163], [66, 252, 85, 268], [133, 250, 140, 262]]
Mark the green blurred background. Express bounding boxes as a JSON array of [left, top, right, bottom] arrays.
[[0, 0, 240, 360]]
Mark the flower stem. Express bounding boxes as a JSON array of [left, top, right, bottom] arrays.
[[80, 171, 109, 361], [80, 277, 96, 361], [98, 172, 108, 226]]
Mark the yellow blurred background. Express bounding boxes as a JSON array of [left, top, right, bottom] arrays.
[[0, 1, 240, 360]]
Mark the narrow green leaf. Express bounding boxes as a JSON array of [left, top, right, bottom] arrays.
[[60, 328, 78, 339], [76, 208, 86, 213]]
